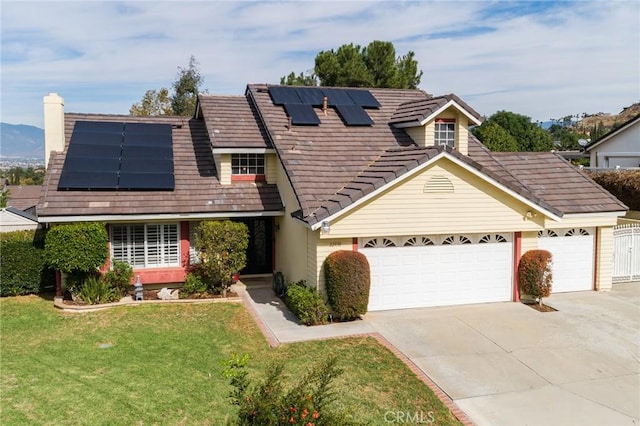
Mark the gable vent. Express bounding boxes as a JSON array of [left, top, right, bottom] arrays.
[[424, 175, 454, 193]]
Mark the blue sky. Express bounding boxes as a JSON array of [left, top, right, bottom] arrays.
[[1, 0, 638, 128]]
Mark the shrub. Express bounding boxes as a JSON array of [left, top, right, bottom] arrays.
[[519, 249, 553, 306], [324, 251, 371, 321], [285, 281, 329, 326], [223, 354, 359, 425], [76, 274, 118, 305], [0, 229, 53, 296], [584, 169, 640, 210], [102, 260, 134, 297], [44, 222, 109, 274], [194, 220, 248, 296], [182, 271, 208, 295]]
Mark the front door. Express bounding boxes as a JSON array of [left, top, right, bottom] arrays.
[[238, 218, 273, 275]]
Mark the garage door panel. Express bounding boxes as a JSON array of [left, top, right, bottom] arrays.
[[538, 231, 593, 293], [362, 235, 512, 311]]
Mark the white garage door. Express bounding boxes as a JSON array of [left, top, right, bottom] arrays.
[[537, 228, 594, 293], [361, 234, 513, 311]]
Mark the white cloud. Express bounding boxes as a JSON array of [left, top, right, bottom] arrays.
[[1, 0, 638, 127]]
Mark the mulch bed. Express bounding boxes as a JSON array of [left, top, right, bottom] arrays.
[[61, 289, 239, 306], [522, 301, 557, 312]]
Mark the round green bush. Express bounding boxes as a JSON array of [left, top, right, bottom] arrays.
[[324, 250, 371, 321]]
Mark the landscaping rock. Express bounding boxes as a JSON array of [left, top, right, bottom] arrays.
[[157, 288, 180, 300]]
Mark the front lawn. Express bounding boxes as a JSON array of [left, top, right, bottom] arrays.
[[1, 296, 461, 425]]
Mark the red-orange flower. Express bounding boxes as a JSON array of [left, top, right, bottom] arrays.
[[312, 411, 319, 419]]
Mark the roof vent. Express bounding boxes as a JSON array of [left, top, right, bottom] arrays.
[[424, 176, 454, 193]]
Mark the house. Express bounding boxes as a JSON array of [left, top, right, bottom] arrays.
[[38, 86, 627, 311], [0, 185, 42, 232], [584, 114, 640, 168]]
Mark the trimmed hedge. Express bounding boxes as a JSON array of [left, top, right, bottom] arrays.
[[584, 170, 640, 211], [324, 250, 371, 321], [518, 249, 553, 304], [0, 229, 53, 296], [285, 281, 329, 326], [44, 222, 109, 273]]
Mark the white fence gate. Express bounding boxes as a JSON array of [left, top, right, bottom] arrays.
[[613, 225, 640, 282]]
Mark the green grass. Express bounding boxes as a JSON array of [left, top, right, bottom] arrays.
[[1, 295, 461, 425]]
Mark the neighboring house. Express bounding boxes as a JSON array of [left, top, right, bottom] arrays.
[[38, 87, 627, 310], [0, 207, 38, 232], [584, 114, 640, 168], [0, 185, 42, 232]]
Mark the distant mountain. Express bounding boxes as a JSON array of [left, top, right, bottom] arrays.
[[1, 123, 45, 159]]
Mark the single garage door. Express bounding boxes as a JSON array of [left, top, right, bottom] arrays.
[[537, 228, 594, 293], [361, 233, 513, 311]]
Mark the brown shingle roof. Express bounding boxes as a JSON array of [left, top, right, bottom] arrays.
[[197, 95, 271, 149], [37, 113, 282, 219], [247, 84, 426, 222], [7, 185, 42, 211], [389, 94, 483, 126]]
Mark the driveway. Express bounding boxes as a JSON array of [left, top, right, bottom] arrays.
[[364, 283, 640, 426]]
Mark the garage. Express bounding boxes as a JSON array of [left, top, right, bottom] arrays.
[[360, 233, 513, 311], [537, 228, 594, 293]]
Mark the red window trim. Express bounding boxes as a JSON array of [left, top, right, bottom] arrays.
[[435, 118, 456, 123], [231, 174, 266, 183]]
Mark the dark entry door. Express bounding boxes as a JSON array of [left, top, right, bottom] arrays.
[[238, 218, 273, 275]]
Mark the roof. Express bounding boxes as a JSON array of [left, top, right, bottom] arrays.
[[584, 114, 640, 152], [3, 206, 38, 222], [467, 137, 627, 214], [6, 185, 42, 211], [197, 94, 271, 150], [37, 113, 282, 220], [247, 84, 426, 223], [389, 94, 483, 127]]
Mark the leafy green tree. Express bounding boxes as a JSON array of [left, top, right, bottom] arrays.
[[43, 222, 109, 274], [475, 111, 553, 152], [129, 88, 173, 116], [1, 166, 45, 185], [0, 188, 9, 208], [472, 121, 519, 151], [130, 55, 204, 117], [548, 124, 580, 150], [171, 55, 204, 116], [282, 40, 423, 89], [280, 71, 318, 86], [589, 121, 607, 141]]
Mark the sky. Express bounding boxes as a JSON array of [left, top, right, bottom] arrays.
[[1, 0, 639, 129]]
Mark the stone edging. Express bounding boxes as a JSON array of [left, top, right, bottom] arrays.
[[53, 295, 242, 312]]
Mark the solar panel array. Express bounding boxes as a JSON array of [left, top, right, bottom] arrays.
[[268, 86, 379, 126], [58, 121, 175, 191]]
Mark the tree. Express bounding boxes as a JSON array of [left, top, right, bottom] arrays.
[[129, 88, 173, 116], [171, 55, 204, 116], [548, 124, 580, 150], [472, 121, 518, 151], [130, 55, 204, 117], [473, 111, 553, 152], [282, 40, 423, 89]]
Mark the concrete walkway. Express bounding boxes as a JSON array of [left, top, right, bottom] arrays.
[[238, 280, 640, 426]]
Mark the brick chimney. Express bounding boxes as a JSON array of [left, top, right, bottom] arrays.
[[43, 93, 65, 168]]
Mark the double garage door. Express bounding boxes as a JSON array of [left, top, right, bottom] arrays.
[[361, 234, 513, 311]]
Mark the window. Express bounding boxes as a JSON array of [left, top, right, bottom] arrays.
[[111, 223, 179, 268], [232, 154, 265, 175], [434, 120, 455, 148]]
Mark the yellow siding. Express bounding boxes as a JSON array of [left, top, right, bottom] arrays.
[[328, 158, 544, 238], [455, 116, 469, 155], [544, 215, 620, 229], [406, 126, 426, 147], [424, 121, 435, 147], [274, 161, 308, 284], [521, 231, 538, 254], [266, 153, 277, 184], [595, 226, 614, 291], [218, 154, 231, 185], [306, 228, 318, 286]]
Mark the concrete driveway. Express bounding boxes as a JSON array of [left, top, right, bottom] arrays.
[[364, 283, 640, 426]]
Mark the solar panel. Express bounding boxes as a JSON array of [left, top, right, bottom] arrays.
[[335, 104, 374, 126], [122, 145, 173, 160], [295, 87, 324, 106], [123, 133, 172, 147], [346, 89, 381, 108], [73, 121, 124, 134], [66, 143, 122, 159], [124, 122, 172, 135], [284, 104, 321, 125], [59, 120, 175, 191], [120, 158, 174, 174], [119, 173, 174, 190], [58, 171, 119, 190], [320, 88, 355, 106], [269, 86, 302, 105]]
